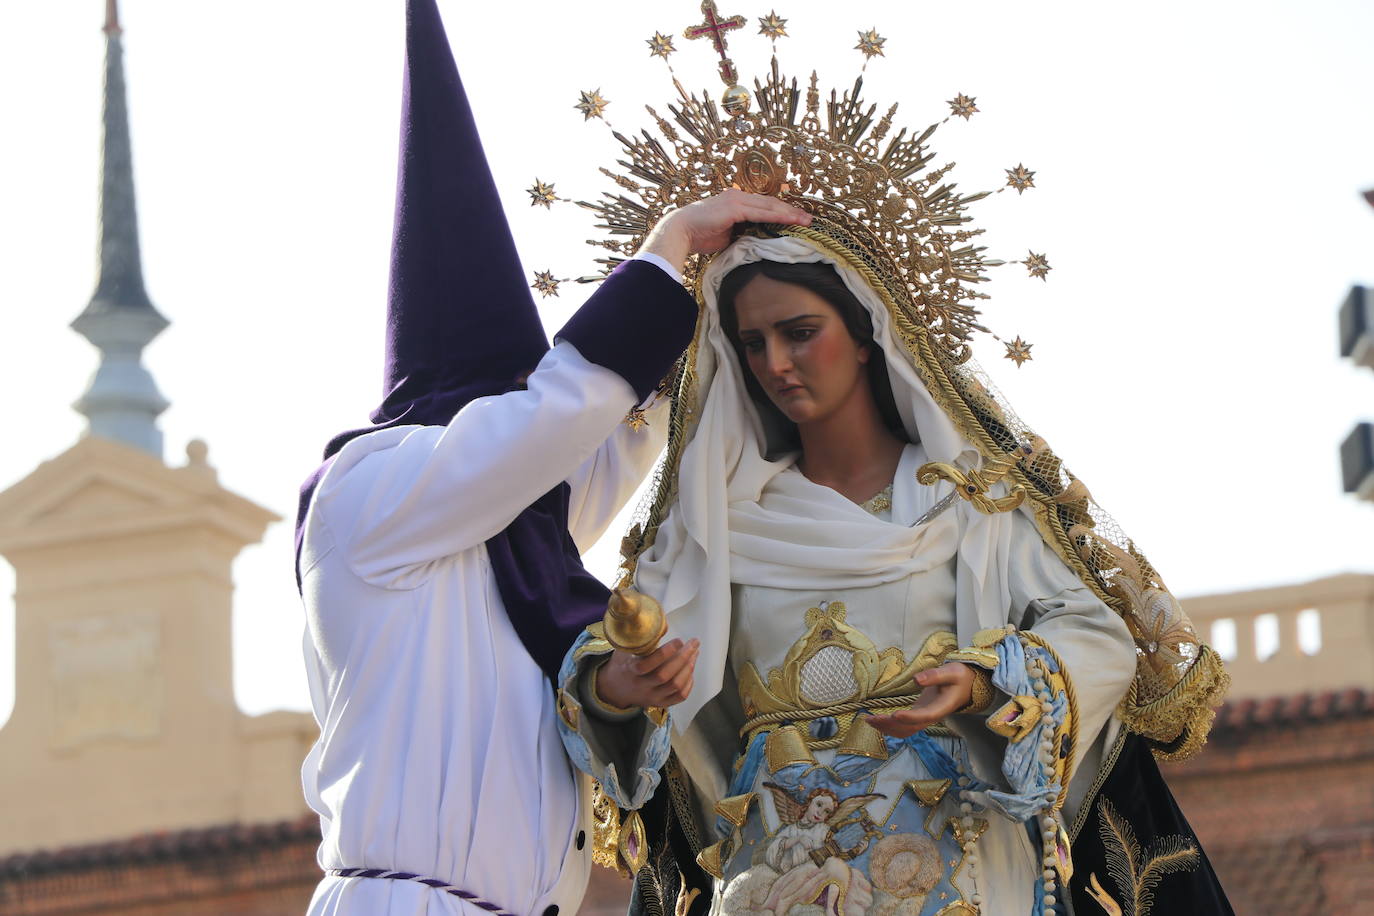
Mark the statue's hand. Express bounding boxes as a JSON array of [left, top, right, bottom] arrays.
[[594, 637, 700, 710], [863, 662, 975, 739]]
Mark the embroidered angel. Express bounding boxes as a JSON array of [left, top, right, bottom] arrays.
[[760, 783, 885, 916]]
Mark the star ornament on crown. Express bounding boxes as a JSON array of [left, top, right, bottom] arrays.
[[540, 1, 1051, 367]]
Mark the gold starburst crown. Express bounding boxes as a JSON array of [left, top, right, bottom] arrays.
[[533, 1, 1049, 367]]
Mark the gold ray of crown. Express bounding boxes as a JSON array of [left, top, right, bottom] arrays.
[[562, 4, 1044, 366]]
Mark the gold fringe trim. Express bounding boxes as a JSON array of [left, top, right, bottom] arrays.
[[1118, 644, 1231, 761]]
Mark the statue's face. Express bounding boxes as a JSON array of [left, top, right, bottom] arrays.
[[803, 793, 836, 824], [733, 274, 871, 430]]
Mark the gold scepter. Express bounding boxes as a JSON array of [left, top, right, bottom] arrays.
[[602, 587, 667, 656]]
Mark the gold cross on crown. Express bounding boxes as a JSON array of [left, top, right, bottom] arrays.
[[683, 0, 746, 85]]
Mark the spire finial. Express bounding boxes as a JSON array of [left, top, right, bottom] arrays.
[[104, 0, 121, 36], [72, 0, 170, 458]]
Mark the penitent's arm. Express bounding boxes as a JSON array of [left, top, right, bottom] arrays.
[[321, 259, 696, 588], [562, 253, 684, 553]]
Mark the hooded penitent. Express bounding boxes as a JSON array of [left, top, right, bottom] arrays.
[[296, 0, 646, 679]]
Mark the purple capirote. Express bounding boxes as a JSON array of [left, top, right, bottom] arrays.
[[295, 0, 697, 680]]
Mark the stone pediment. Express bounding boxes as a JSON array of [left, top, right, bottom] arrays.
[[28, 475, 169, 523], [0, 435, 278, 554]]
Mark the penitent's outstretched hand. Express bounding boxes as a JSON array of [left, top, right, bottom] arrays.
[[863, 662, 976, 739], [641, 189, 812, 273], [595, 637, 700, 711]]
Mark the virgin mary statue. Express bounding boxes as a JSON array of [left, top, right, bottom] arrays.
[[552, 22, 1232, 916]]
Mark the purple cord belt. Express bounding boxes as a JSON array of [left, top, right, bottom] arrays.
[[326, 868, 517, 916]]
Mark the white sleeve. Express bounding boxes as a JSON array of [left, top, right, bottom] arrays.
[[949, 508, 1136, 803], [556, 250, 682, 552], [563, 394, 670, 553], [1006, 510, 1136, 765], [324, 341, 637, 587]]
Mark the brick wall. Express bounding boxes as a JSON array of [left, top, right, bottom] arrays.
[[1161, 694, 1374, 916], [0, 817, 319, 916]]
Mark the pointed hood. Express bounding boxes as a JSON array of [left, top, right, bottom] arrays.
[[297, 0, 702, 683], [371, 0, 548, 431]]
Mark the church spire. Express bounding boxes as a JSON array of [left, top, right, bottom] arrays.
[[71, 0, 170, 458]]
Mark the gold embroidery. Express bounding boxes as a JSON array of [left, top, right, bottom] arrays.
[[947, 626, 1009, 671], [835, 713, 890, 760], [1086, 874, 1124, 916], [956, 666, 995, 715], [986, 694, 1043, 742], [764, 725, 815, 772], [674, 887, 702, 916], [917, 454, 1026, 515], [945, 816, 989, 849], [695, 839, 727, 879], [972, 627, 1012, 649], [572, 623, 612, 661], [907, 778, 952, 808], [946, 646, 1000, 669], [1070, 727, 1128, 841], [714, 792, 759, 829], [589, 782, 625, 874], [859, 483, 893, 514], [618, 808, 649, 875], [556, 688, 581, 731], [737, 603, 958, 739], [1091, 797, 1200, 916]]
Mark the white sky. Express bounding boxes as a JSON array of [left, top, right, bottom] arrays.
[[1, 0, 1371, 720]]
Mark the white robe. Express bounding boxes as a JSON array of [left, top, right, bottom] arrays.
[[299, 340, 668, 915]]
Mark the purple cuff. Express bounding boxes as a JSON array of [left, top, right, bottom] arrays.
[[556, 259, 698, 402]]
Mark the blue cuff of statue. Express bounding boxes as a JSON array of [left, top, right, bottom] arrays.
[[555, 628, 674, 810], [963, 632, 1069, 822], [555, 259, 698, 402]]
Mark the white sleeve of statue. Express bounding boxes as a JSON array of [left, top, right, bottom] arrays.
[[325, 341, 637, 587]]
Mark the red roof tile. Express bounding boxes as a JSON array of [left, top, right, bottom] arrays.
[[1212, 687, 1374, 732], [0, 813, 317, 877]]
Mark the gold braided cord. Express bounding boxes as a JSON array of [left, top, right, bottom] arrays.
[[1020, 631, 1080, 811], [1069, 727, 1130, 842], [1120, 644, 1229, 762], [738, 692, 926, 739]]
